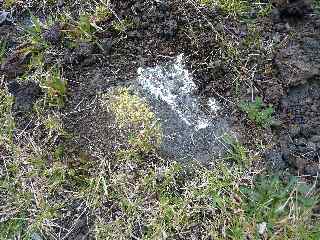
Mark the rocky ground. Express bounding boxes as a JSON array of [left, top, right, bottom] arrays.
[[0, 0, 319, 239]]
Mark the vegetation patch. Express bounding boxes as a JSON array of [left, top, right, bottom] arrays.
[[240, 97, 274, 128]]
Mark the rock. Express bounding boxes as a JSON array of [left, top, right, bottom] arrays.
[[127, 30, 142, 39], [304, 164, 320, 176], [306, 141, 317, 151], [0, 11, 13, 26], [288, 154, 306, 171], [1, 48, 31, 80], [270, 119, 283, 130], [289, 125, 301, 138], [310, 135, 320, 143], [43, 24, 61, 44], [31, 232, 43, 240], [257, 222, 267, 235], [100, 38, 112, 55], [7, 81, 42, 113]]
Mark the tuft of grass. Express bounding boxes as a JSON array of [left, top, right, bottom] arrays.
[[223, 134, 249, 166], [239, 175, 320, 239], [41, 67, 67, 107], [94, 4, 112, 22], [3, 0, 16, 9], [200, 0, 250, 16], [0, 88, 15, 148], [0, 40, 7, 64], [112, 18, 135, 33], [240, 97, 274, 128]]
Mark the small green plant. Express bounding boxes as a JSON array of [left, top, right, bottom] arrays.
[[200, 0, 250, 16], [240, 175, 320, 239], [0, 40, 7, 64], [0, 88, 15, 147], [42, 67, 67, 107], [3, 0, 16, 9], [66, 12, 100, 42], [314, 0, 320, 14], [25, 13, 49, 51], [257, 2, 273, 17], [112, 18, 135, 33], [94, 4, 112, 22], [240, 97, 274, 128], [223, 134, 249, 166]]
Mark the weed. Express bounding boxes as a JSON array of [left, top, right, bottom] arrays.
[[223, 134, 249, 166], [240, 97, 274, 128], [94, 4, 112, 22], [41, 67, 67, 107], [240, 175, 320, 239], [3, 0, 16, 9], [0, 40, 7, 64], [314, 0, 320, 14], [0, 88, 15, 147], [257, 2, 273, 17], [112, 18, 135, 33], [200, 0, 250, 16]]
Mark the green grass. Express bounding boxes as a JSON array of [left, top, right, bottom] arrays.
[[0, 88, 15, 147], [240, 97, 274, 128], [0, 40, 7, 64], [200, 0, 250, 16], [239, 175, 320, 239], [223, 134, 249, 166]]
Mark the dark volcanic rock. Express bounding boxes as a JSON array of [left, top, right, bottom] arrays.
[[1, 48, 31, 80], [43, 24, 62, 44], [8, 81, 42, 113], [273, 0, 312, 19]]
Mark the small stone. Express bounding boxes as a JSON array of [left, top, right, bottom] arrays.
[[31, 232, 43, 240], [270, 120, 282, 130], [306, 142, 317, 151], [100, 38, 112, 55], [43, 24, 61, 44], [0, 11, 12, 26], [127, 30, 142, 39], [257, 222, 267, 235], [310, 135, 320, 143], [304, 164, 320, 176], [289, 125, 301, 138], [287, 153, 306, 170], [294, 138, 307, 146]]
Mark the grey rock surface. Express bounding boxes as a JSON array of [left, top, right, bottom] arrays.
[[135, 55, 229, 161]]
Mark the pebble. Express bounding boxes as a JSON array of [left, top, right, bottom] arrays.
[[310, 135, 320, 143], [306, 142, 317, 151]]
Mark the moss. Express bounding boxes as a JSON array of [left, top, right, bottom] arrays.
[[105, 88, 162, 157]]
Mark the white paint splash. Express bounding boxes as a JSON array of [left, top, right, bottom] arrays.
[[135, 54, 228, 160], [137, 54, 220, 130]]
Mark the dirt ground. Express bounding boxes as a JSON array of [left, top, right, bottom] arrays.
[[1, 0, 320, 238]]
